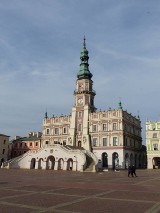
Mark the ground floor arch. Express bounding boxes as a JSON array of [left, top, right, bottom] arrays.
[[102, 152, 108, 168], [46, 156, 55, 170], [112, 152, 119, 170], [30, 158, 36, 169], [67, 158, 73, 170], [152, 157, 160, 169], [58, 158, 64, 170]]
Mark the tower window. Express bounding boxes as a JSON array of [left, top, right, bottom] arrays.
[[2, 149, 5, 154], [78, 124, 82, 131], [78, 111, 82, 118], [46, 129, 50, 135]]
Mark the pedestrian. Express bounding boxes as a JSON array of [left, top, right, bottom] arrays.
[[128, 165, 133, 177], [132, 165, 137, 177]]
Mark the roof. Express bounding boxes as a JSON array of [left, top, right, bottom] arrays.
[[0, 133, 10, 137], [12, 136, 41, 143]]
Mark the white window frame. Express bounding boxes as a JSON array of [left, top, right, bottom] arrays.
[[113, 123, 117, 130], [55, 128, 59, 135], [113, 137, 118, 146], [102, 138, 107, 146], [102, 123, 107, 131], [93, 124, 97, 132], [92, 138, 97, 147]]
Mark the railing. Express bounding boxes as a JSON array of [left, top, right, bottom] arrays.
[[74, 89, 96, 95]]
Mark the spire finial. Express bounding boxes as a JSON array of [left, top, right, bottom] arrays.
[[118, 97, 123, 110], [83, 35, 86, 48]]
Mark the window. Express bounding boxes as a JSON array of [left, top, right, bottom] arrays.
[[93, 124, 97, 132], [63, 127, 67, 134], [63, 140, 66, 145], [102, 124, 107, 131], [20, 143, 22, 147], [78, 111, 82, 117], [153, 133, 157, 138], [55, 128, 59, 134], [54, 141, 58, 144], [153, 144, 158, 151], [46, 129, 50, 135], [2, 149, 5, 154], [78, 124, 82, 131], [30, 143, 32, 146], [35, 142, 38, 146], [45, 141, 49, 145], [102, 138, 107, 146], [125, 138, 127, 146], [25, 143, 27, 147], [113, 137, 118, 146], [92, 138, 97, 146], [4, 140, 6, 144], [113, 123, 117, 130]]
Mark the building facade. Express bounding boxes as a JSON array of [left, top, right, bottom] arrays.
[[4, 39, 145, 171], [42, 38, 144, 170], [0, 133, 10, 165], [146, 120, 160, 169], [11, 132, 42, 158]]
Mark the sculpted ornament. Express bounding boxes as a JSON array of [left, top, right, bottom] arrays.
[[83, 136, 87, 143]]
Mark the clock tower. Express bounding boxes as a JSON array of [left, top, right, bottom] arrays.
[[69, 37, 96, 151]]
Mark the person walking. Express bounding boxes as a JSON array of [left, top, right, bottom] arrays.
[[132, 165, 137, 177], [128, 165, 133, 177]]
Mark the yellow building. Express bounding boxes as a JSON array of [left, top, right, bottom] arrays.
[[146, 120, 160, 169]]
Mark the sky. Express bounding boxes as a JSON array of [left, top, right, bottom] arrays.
[[0, 0, 160, 143]]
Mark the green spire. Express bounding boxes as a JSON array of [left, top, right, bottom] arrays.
[[77, 36, 93, 80], [118, 101, 123, 110], [45, 111, 48, 119], [118, 98, 123, 110]]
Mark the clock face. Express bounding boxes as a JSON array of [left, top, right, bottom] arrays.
[[78, 98, 83, 104]]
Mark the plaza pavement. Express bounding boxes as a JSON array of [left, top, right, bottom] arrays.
[[0, 169, 160, 213]]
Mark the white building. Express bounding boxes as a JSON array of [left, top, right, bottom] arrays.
[[4, 38, 145, 171]]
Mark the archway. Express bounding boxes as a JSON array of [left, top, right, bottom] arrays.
[[152, 157, 160, 169], [38, 158, 43, 169], [102, 152, 108, 168], [58, 158, 64, 170], [30, 158, 36, 169], [0, 158, 4, 167], [46, 156, 55, 170], [112, 152, 119, 170], [67, 158, 73, 170], [78, 141, 81, 147]]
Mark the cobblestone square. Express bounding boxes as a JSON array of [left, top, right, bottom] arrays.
[[0, 169, 160, 213]]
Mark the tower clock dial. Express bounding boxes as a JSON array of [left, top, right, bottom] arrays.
[[78, 98, 83, 104]]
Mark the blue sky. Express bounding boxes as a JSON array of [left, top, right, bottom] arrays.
[[0, 0, 160, 143]]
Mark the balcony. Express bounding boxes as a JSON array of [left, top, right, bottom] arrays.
[[74, 89, 96, 95]]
